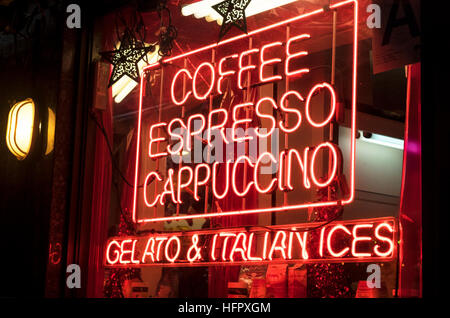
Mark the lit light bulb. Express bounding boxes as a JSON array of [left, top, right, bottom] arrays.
[[6, 98, 36, 160]]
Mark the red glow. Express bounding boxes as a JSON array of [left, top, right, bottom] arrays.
[[255, 97, 277, 138], [148, 122, 168, 159], [144, 172, 162, 207], [155, 237, 168, 261], [105, 218, 396, 268], [262, 232, 269, 260], [344, 0, 358, 207], [139, 199, 339, 224], [230, 232, 248, 262], [217, 54, 238, 95], [279, 91, 303, 133], [187, 234, 202, 262], [186, 114, 206, 151], [207, 108, 229, 146], [288, 231, 309, 260], [278, 150, 286, 191], [254, 152, 278, 193], [285, 34, 310, 77], [119, 239, 134, 264], [352, 224, 373, 257], [268, 231, 288, 260], [327, 225, 351, 257], [141, 1, 353, 68], [193, 62, 215, 100], [238, 48, 259, 90], [247, 233, 262, 261], [131, 240, 140, 264], [106, 240, 120, 265], [167, 118, 186, 155], [374, 223, 395, 257], [232, 102, 254, 143], [194, 163, 211, 201], [232, 155, 255, 197], [142, 237, 156, 263], [309, 142, 338, 188], [220, 232, 237, 261], [319, 227, 326, 257], [260, 41, 283, 83], [159, 169, 177, 205], [285, 148, 311, 190], [164, 236, 181, 263], [132, 0, 358, 224], [171, 68, 192, 106], [211, 233, 219, 261], [177, 166, 194, 203], [305, 82, 336, 128], [212, 161, 230, 199]]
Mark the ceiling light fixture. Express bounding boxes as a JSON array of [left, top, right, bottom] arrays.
[[359, 131, 404, 150], [182, 0, 298, 25]]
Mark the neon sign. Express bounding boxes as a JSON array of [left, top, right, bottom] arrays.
[[132, 0, 359, 224], [105, 218, 396, 267]]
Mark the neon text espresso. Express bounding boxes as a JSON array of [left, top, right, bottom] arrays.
[[133, 0, 358, 224], [105, 218, 396, 266]]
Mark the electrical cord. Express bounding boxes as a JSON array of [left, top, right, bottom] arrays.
[[157, 0, 177, 57]]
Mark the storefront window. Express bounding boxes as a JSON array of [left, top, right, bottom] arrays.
[[87, 0, 421, 298]]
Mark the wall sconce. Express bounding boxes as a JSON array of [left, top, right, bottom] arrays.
[[6, 98, 55, 160], [6, 99, 35, 160]]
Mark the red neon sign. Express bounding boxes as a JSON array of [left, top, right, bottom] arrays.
[[105, 218, 397, 267], [133, 0, 359, 224]]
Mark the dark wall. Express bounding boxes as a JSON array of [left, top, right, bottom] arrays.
[[0, 2, 64, 297], [0, 0, 142, 298], [422, 0, 445, 299]]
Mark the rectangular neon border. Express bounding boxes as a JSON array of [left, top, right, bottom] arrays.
[[105, 217, 396, 268], [133, 0, 358, 224]]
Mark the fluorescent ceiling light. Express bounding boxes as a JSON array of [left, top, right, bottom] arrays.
[[360, 131, 404, 150], [182, 0, 298, 25]]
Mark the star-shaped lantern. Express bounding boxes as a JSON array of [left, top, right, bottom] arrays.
[[101, 29, 154, 87], [212, 0, 252, 41]]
